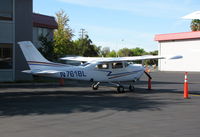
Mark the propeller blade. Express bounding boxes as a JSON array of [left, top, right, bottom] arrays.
[[144, 71, 152, 79]]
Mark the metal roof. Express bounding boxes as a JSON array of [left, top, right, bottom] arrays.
[[155, 31, 200, 41], [33, 13, 58, 29]]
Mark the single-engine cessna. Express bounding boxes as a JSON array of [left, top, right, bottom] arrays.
[[18, 41, 182, 93]]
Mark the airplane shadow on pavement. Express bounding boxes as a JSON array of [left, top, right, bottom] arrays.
[[0, 88, 184, 117]]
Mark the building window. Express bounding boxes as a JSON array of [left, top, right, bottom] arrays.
[[38, 27, 49, 37], [0, 44, 12, 69], [0, 0, 13, 21]]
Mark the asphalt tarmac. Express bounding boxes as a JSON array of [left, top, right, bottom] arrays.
[[0, 71, 200, 137]]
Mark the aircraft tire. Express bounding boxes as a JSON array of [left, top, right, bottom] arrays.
[[129, 85, 135, 92], [117, 86, 125, 93]]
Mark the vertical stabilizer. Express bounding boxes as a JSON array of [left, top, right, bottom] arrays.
[[18, 41, 51, 70], [18, 41, 49, 63]]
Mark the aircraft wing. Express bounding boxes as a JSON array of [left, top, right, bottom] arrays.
[[98, 55, 183, 62], [60, 55, 182, 63], [60, 56, 101, 62], [22, 69, 62, 75]]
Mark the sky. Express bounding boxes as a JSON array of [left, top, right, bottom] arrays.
[[33, 0, 200, 51]]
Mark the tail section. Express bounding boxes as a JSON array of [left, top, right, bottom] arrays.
[[18, 41, 71, 76], [18, 41, 50, 70], [18, 41, 49, 63]]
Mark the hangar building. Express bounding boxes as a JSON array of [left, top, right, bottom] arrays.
[[155, 31, 200, 72], [0, 0, 58, 82]]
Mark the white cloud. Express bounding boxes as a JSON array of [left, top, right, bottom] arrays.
[[57, 0, 193, 18]]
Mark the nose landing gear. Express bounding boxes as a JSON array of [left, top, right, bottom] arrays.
[[92, 82, 100, 90]]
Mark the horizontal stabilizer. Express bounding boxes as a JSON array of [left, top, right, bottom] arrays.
[[22, 70, 32, 74]]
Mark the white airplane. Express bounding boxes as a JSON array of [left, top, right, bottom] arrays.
[[18, 41, 182, 93]]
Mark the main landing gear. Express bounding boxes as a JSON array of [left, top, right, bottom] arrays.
[[117, 85, 125, 93], [116, 85, 135, 93], [91, 82, 135, 93], [129, 85, 135, 92]]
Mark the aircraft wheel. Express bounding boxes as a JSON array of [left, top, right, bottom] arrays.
[[117, 86, 125, 93], [92, 83, 99, 90], [129, 85, 135, 92]]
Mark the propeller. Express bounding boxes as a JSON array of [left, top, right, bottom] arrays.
[[144, 71, 152, 79]]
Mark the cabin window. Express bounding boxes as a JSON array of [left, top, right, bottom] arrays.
[[96, 63, 109, 69], [112, 62, 123, 69]]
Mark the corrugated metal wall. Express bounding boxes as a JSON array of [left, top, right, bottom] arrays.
[[159, 39, 200, 72]]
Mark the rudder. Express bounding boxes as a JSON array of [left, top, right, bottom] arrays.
[[18, 41, 50, 70]]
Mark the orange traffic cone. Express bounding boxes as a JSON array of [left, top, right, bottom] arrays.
[[144, 71, 152, 90], [59, 78, 65, 86], [184, 72, 189, 99], [148, 78, 152, 90]]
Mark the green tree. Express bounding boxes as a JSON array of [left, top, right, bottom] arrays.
[[117, 47, 146, 57], [73, 34, 100, 57], [190, 19, 200, 31], [131, 47, 146, 56], [148, 50, 158, 55], [54, 10, 74, 58], [108, 50, 117, 57], [38, 35, 55, 61], [118, 48, 132, 57], [145, 50, 158, 65]]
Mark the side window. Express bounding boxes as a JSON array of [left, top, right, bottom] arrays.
[[96, 63, 109, 69], [112, 62, 123, 69]]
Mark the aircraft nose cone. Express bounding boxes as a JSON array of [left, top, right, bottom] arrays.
[[142, 66, 145, 71], [138, 65, 145, 71]]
